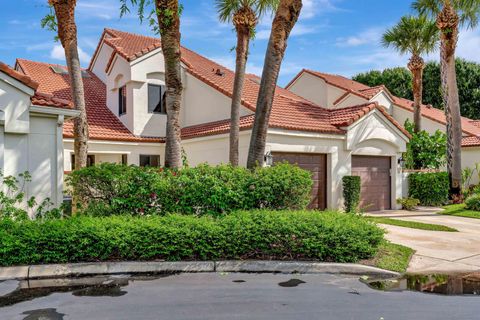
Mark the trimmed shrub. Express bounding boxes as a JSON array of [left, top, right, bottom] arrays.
[[67, 163, 312, 216], [0, 210, 384, 266], [408, 172, 449, 206], [343, 176, 361, 213], [465, 194, 480, 211], [396, 197, 420, 211]]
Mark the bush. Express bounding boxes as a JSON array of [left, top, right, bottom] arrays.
[[465, 194, 480, 211], [343, 176, 361, 213], [0, 210, 384, 266], [408, 172, 449, 206], [67, 163, 312, 216], [396, 198, 420, 211]]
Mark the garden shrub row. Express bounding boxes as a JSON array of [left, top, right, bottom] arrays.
[[67, 163, 313, 216], [342, 176, 361, 213], [0, 210, 384, 266], [408, 172, 449, 206]]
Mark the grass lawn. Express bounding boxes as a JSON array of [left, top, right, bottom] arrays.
[[366, 216, 458, 232], [361, 241, 415, 273], [439, 204, 480, 219]]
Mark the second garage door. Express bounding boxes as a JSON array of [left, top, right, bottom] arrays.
[[352, 156, 391, 211], [272, 152, 327, 210]]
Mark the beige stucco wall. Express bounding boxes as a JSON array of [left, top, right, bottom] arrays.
[[288, 73, 329, 107], [335, 94, 368, 109], [91, 42, 113, 83], [371, 92, 394, 114], [462, 147, 480, 185]]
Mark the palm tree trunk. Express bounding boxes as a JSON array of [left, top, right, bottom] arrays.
[[408, 55, 424, 133], [230, 30, 250, 166], [157, 0, 183, 169], [50, 0, 88, 170], [246, 0, 302, 169], [437, 2, 462, 199]]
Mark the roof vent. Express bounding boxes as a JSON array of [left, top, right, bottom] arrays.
[[214, 68, 225, 76], [50, 65, 68, 74]]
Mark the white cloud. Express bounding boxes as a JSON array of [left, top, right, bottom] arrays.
[[336, 28, 383, 47], [301, 0, 343, 19], [76, 0, 120, 20], [208, 55, 264, 76], [50, 45, 92, 65], [457, 28, 480, 63]]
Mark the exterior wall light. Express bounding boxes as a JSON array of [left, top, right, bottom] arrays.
[[398, 155, 405, 168]]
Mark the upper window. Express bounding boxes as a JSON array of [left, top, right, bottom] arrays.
[[119, 85, 127, 115], [148, 84, 166, 114]]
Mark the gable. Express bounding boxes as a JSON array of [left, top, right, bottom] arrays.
[[0, 72, 33, 133]]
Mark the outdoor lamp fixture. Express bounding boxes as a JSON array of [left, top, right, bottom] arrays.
[[264, 151, 273, 167], [398, 155, 405, 168]]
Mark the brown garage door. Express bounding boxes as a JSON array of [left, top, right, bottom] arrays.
[[272, 153, 327, 210], [352, 156, 391, 211]]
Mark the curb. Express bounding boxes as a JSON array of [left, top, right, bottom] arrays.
[[0, 261, 399, 281]]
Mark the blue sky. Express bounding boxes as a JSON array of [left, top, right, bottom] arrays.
[[1, 0, 480, 86]]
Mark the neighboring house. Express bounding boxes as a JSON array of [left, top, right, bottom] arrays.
[[0, 62, 79, 210], [286, 69, 480, 185], [13, 29, 411, 211]]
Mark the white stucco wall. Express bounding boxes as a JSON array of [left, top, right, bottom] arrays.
[[462, 147, 480, 185], [91, 42, 114, 83], [335, 94, 367, 109], [392, 104, 446, 133], [0, 73, 33, 134], [63, 139, 165, 171], [288, 73, 329, 107], [370, 92, 394, 114]]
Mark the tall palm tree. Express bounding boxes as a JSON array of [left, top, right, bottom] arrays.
[[45, 1, 89, 170], [216, 0, 279, 166], [247, 0, 302, 169], [413, 0, 480, 199], [382, 15, 439, 133], [156, 0, 183, 169]]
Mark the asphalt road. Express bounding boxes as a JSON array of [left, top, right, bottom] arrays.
[[0, 273, 478, 320]]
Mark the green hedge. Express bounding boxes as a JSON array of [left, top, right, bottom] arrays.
[[342, 176, 361, 213], [67, 163, 313, 216], [0, 211, 384, 266], [465, 194, 480, 211], [408, 172, 449, 206]]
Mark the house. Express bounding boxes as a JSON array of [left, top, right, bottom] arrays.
[[286, 69, 480, 185], [0, 62, 79, 210], [13, 29, 412, 211]]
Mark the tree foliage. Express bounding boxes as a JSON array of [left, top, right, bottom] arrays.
[[404, 119, 447, 170], [353, 59, 480, 119]]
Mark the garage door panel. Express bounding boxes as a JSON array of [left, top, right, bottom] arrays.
[[352, 156, 391, 211], [272, 152, 326, 210]]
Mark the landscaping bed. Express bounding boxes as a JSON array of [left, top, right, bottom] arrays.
[[361, 241, 415, 273], [0, 210, 384, 267]]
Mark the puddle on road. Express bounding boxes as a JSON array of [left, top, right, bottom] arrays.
[[0, 274, 169, 308], [362, 273, 480, 295], [21, 308, 65, 319], [278, 279, 306, 288]]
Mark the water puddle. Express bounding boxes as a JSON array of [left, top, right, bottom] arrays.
[[21, 308, 65, 319], [278, 279, 306, 288], [232, 280, 246, 283], [0, 274, 169, 308], [362, 273, 480, 295]]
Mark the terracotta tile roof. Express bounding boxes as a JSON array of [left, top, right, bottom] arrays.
[[470, 120, 480, 128], [462, 136, 480, 148], [16, 59, 162, 143], [182, 115, 255, 140], [0, 61, 39, 90], [31, 92, 73, 109], [293, 69, 480, 147]]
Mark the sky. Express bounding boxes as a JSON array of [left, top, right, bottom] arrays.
[[1, 0, 480, 86]]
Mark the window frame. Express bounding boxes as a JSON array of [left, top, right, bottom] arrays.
[[147, 84, 167, 114], [139, 154, 161, 167], [118, 85, 127, 116]]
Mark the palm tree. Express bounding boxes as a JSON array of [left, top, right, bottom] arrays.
[[382, 15, 439, 133], [44, 1, 89, 170], [157, 1, 183, 169], [413, 0, 480, 199], [120, 0, 183, 168], [216, 0, 279, 166], [247, 0, 302, 169]]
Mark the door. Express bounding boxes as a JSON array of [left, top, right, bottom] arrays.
[[352, 155, 391, 211], [272, 152, 327, 210]]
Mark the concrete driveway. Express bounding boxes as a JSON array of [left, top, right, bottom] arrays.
[[368, 207, 480, 274]]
